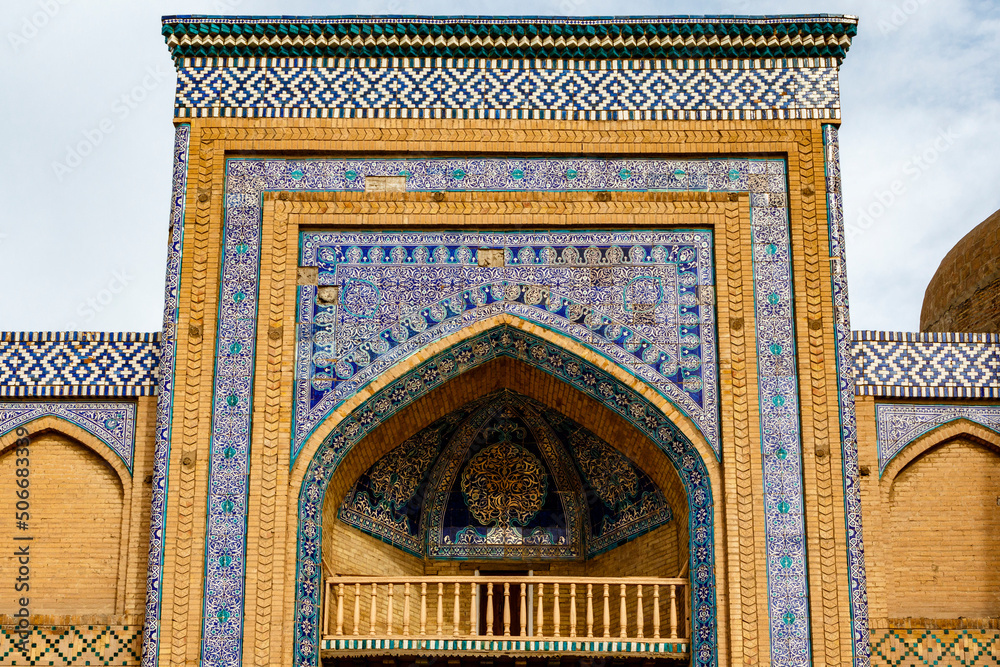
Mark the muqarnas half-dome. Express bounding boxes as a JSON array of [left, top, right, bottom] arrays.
[[338, 390, 673, 560]]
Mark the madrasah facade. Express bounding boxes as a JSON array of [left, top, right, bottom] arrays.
[[1, 14, 998, 667]]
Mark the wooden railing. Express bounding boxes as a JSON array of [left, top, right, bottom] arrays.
[[321, 575, 689, 651]]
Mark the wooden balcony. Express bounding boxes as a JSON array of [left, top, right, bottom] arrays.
[[321, 575, 689, 660]]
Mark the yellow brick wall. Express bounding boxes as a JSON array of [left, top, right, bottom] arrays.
[[0, 432, 123, 615], [886, 437, 1000, 618]]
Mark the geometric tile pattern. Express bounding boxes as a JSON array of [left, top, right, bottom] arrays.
[[142, 124, 190, 667], [0, 625, 141, 666], [0, 400, 137, 472], [295, 325, 717, 667], [296, 228, 718, 460], [852, 331, 1000, 398], [870, 628, 1000, 667], [0, 332, 159, 397], [213, 154, 802, 667], [173, 62, 843, 120], [874, 403, 1000, 475], [824, 124, 871, 667]]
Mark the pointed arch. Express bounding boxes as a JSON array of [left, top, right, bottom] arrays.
[[881, 418, 1000, 487], [289, 317, 722, 667], [0, 414, 132, 487]]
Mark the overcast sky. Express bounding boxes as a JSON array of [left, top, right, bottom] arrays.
[[1, 0, 997, 333]]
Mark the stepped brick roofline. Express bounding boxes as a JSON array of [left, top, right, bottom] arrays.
[[161, 14, 858, 62]]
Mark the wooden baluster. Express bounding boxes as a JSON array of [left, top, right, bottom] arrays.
[[403, 583, 411, 637], [519, 583, 527, 637], [536, 583, 545, 637], [336, 583, 345, 636], [486, 583, 494, 637], [619, 584, 628, 638], [586, 584, 594, 638], [469, 583, 477, 637], [453, 583, 461, 637], [324, 582, 330, 637], [370, 583, 378, 635], [552, 583, 561, 637], [569, 584, 577, 638], [669, 584, 678, 640], [503, 583, 511, 637], [636, 585, 644, 639], [437, 583, 444, 636], [420, 582, 428, 636], [386, 584, 394, 637], [652, 584, 660, 640], [353, 583, 361, 636], [602, 584, 610, 638]]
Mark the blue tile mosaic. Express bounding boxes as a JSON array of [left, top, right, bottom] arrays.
[[852, 331, 1000, 398], [823, 124, 870, 667], [141, 124, 190, 667], [172, 61, 843, 120], [0, 332, 159, 397], [0, 401, 137, 471], [296, 228, 718, 461], [875, 403, 1000, 475]]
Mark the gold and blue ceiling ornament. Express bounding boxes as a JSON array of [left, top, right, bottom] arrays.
[[296, 224, 718, 462], [339, 390, 673, 560]]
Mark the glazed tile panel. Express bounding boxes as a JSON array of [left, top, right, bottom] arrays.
[[0, 332, 159, 397], [173, 61, 842, 119], [852, 331, 1000, 398], [206, 155, 808, 667], [142, 124, 190, 667], [296, 228, 718, 460], [874, 403, 1000, 475], [0, 401, 137, 471], [824, 124, 871, 667]]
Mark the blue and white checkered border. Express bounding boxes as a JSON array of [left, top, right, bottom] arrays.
[[0, 331, 159, 397], [852, 330, 1000, 398], [173, 62, 841, 119]]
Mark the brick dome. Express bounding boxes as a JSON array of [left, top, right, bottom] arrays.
[[921, 207, 1000, 332]]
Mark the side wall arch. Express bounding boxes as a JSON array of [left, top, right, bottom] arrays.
[[881, 421, 1000, 619], [288, 320, 724, 667], [0, 418, 131, 615]]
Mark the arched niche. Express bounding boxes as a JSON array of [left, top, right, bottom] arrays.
[[0, 418, 129, 615], [327, 385, 687, 572], [881, 420, 1000, 619], [290, 320, 722, 667]]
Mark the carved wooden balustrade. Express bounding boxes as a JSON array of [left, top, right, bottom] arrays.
[[321, 575, 689, 658]]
